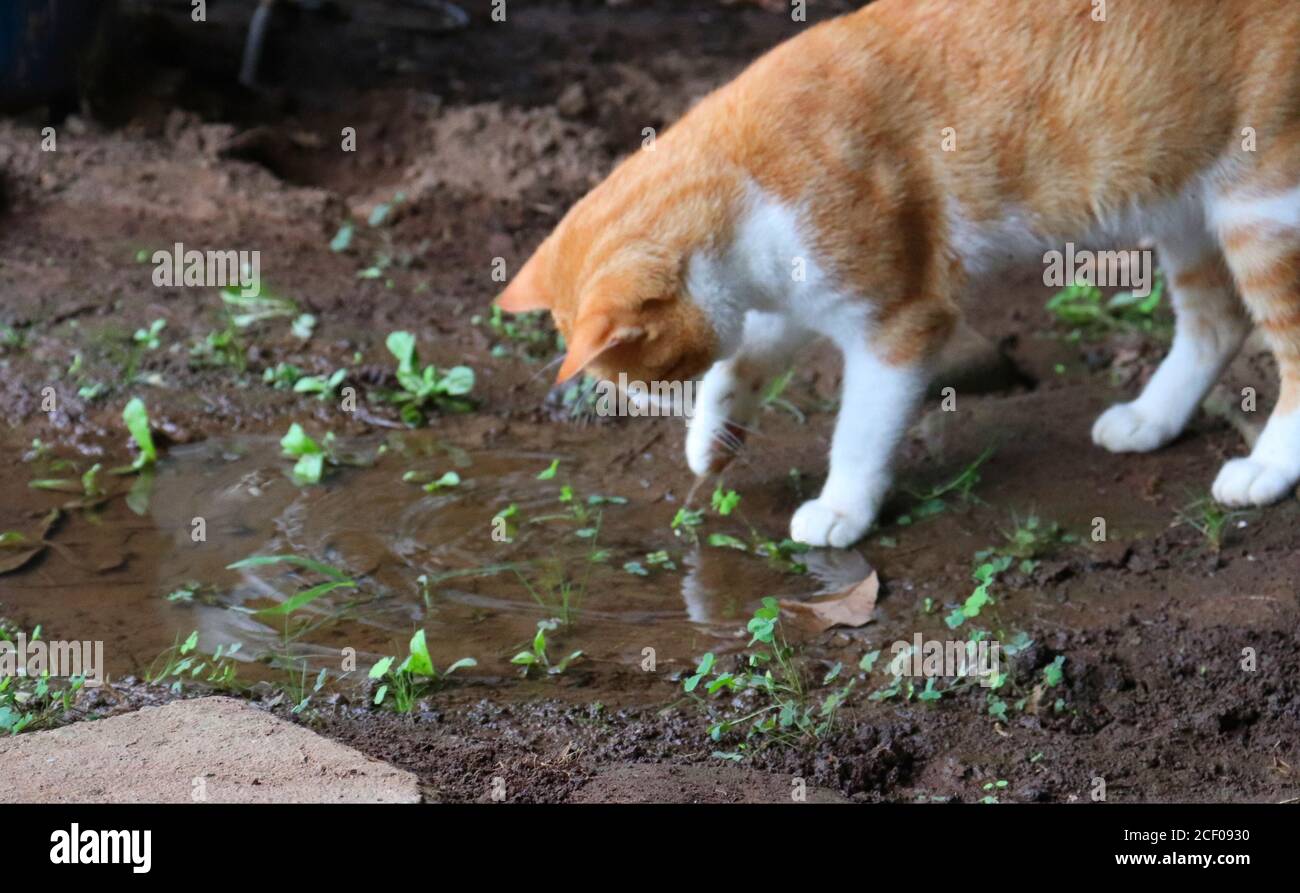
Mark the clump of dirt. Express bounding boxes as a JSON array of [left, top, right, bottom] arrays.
[[400, 102, 608, 204]]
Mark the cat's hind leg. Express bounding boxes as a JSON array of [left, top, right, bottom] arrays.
[[685, 310, 813, 475], [1092, 226, 1250, 453], [1210, 182, 1300, 506]]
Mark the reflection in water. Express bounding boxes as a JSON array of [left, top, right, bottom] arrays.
[[680, 546, 871, 623], [1, 432, 846, 684]]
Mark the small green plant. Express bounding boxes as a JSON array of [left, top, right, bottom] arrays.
[[0, 624, 88, 734], [368, 629, 475, 712], [329, 223, 353, 252], [1045, 272, 1167, 339], [683, 598, 855, 752], [133, 318, 166, 350], [294, 369, 346, 399], [515, 561, 589, 627], [383, 331, 474, 425], [120, 397, 158, 472], [1176, 496, 1242, 552], [711, 483, 740, 516], [190, 325, 245, 370], [899, 445, 996, 523], [291, 313, 316, 340], [220, 287, 299, 329], [263, 362, 304, 388], [998, 513, 1077, 571], [404, 469, 461, 492], [473, 305, 561, 360], [145, 630, 242, 693], [264, 364, 347, 400], [281, 661, 329, 714], [944, 555, 1013, 630], [511, 619, 583, 677], [29, 399, 156, 494], [227, 553, 359, 617], [279, 423, 341, 485], [671, 506, 705, 543], [980, 778, 1009, 804], [761, 368, 806, 422]]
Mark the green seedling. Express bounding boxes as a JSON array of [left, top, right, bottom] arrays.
[[711, 484, 740, 516], [980, 778, 1010, 804], [34, 399, 156, 487], [227, 553, 359, 617], [291, 313, 316, 340], [220, 287, 298, 329], [189, 325, 246, 370], [368, 192, 405, 227], [493, 503, 520, 542], [404, 469, 461, 492], [145, 630, 242, 693], [369, 629, 475, 712], [1045, 272, 1167, 339], [0, 624, 87, 734], [518, 568, 586, 626], [671, 506, 705, 543], [944, 555, 1012, 630], [119, 397, 157, 472], [761, 367, 806, 422], [263, 362, 304, 388], [383, 331, 474, 425], [900, 444, 996, 522], [553, 374, 602, 422], [133, 319, 166, 350], [329, 222, 354, 252], [279, 661, 329, 714], [293, 368, 347, 398], [511, 619, 583, 677], [1176, 495, 1243, 552], [279, 423, 344, 485], [684, 598, 855, 752], [473, 305, 561, 360], [997, 513, 1077, 571], [625, 550, 678, 576]]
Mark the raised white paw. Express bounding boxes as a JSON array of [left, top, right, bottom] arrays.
[[790, 498, 872, 549], [685, 419, 746, 476], [1091, 403, 1180, 454], [1212, 457, 1300, 507]]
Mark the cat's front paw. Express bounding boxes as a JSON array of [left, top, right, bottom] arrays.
[[685, 419, 747, 476], [1091, 403, 1180, 453], [1212, 457, 1300, 507], [790, 498, 872, 549]]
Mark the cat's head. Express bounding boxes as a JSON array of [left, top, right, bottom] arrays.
[[495, 149, 738, 405]]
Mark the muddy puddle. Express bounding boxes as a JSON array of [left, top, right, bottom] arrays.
[[0, 429, 873, 685]]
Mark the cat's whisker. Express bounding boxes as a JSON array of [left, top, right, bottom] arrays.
[[530, 354, 566, 385], [723, 418, 765, 439]]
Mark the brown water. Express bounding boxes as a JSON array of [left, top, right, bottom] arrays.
[[0, 431, 868, 684]]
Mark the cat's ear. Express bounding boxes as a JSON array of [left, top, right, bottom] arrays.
[[556, 315, 645, 383], [495, 252, 550, 313]]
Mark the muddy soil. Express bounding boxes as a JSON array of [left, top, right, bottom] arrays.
[[1, 0, 1297, 803]]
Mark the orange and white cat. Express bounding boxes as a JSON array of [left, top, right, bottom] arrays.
[[497, 0, 1300, 548]]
